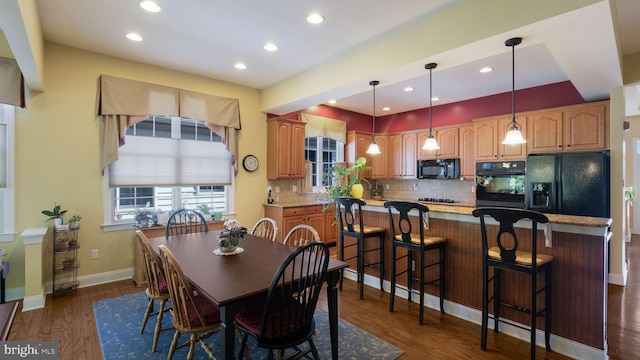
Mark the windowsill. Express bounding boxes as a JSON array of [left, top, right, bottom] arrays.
[[0, 232, 15, 243]]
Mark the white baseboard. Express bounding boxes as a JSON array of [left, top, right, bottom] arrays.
[[21, 287, 45, 312], [44, 267, 135, 294], [343, 269, 607, 360]]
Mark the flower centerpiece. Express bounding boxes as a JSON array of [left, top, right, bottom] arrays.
[[218, 219, 247, 252]]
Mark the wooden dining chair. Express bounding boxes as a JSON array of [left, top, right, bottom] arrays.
[[235, 241, 330, 360], [283, 224, 320, 247], [158, 244, 221, 360], [250, 217, 278, 242], [165, 209, 209, 237], [135, 230, 171, 353]]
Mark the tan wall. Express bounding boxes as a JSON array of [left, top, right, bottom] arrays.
[[624, 115, 640, 233], [7, 42, 267, 295]]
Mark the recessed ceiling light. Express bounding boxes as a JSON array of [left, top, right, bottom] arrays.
[[382, 107, 390, 111], [328, 99, 336, 104], [479, 67, 493, 73], [125, 33, 143, 42], [307, 13, 324, 24], [264, 43, 278, 52], [431, 97, 440, 101], [234, 62, 247, 70], [404, 87, 414, 92], [139, 1, 161, 12]]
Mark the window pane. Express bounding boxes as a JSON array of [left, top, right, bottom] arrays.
[[154, 116, 172, 138], [135, 120, 154, 137]]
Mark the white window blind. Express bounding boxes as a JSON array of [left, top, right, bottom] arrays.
[[109, 135, 232, 187], [0, 123, 5, 187]]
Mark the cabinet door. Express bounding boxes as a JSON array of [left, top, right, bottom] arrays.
[[564, 103, 607, 151], [306, 213, 325, 243], [436, 127, 459, 159], [418, 130, 437, 159], [389, 134, 404, 178], [371, 135, 388, 179], [274, 121, 293, 178], [290, 123, 306, 178], [459, 124, 475, 177], [347, 132, 373, 179], [283, 215, 306, 242], [527, 111, 564, 153], [324, 206, 337, 245], [498, 116, 527, 160], [474, 119, 499, 161], [402, 133, 417, 178]]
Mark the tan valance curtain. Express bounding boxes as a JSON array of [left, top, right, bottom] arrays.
[[97, 74, 241, 173], [300, 113, 346, 143], [0, 57, 25, 108]]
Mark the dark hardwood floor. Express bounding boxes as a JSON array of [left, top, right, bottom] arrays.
[[8, 237, 639, 359]]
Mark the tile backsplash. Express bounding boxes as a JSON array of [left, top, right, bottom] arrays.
[[266, 178, 475, 205]]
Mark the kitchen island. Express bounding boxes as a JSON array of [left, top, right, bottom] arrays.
[[350, 199, 610, 360]]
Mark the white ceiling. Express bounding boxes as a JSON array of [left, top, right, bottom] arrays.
[[2, 0, 640, 116]]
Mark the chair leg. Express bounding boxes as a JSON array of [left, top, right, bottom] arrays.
[[308, 338, 320, 359], [389, 244, 396, 313], [168, 330, 180, 360], [419, 248, 425, 324], [545, 265, 552, 352], [140, 297, 153, 334], [531, 269, 537, 360], [151, 298, 166, 353], [379, 233, 385, 291], [407, 250, 413, 304], [494, 268, 501, 333], [339, 234, 345, 291], [481, 263, 488, 351], [187, 333, 198, 360], [439, 244, 445, 313], [237, 332, 249, 360], [358, 235, 365, 300]]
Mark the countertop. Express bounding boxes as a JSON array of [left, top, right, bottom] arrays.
[[264, 199, 612, 228]]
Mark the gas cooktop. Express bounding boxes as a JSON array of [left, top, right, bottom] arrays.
[[418, 197, 459, 204]]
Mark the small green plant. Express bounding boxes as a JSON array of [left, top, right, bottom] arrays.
[[625, 187, 634, 205], [197, 204, 211, 214], [42, 203, 68, 223], [321, 156, 372, 213], [69, 214, 82, 223]]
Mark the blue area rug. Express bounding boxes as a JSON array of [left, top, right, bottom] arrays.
[[93, 292, 404, 360]]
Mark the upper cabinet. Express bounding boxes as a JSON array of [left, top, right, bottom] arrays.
[[267, 118, 306, 179], [458, 124, 475, 178], [389, 132, 417, 179], [370, 135, 389, 179], [346, 131, 373, 179], [473, 114, 527, 161], [418, 126, 459, 160], [527, 101, 608, 153]]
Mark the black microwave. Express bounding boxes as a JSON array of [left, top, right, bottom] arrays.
[[417, 158, 460, 179]]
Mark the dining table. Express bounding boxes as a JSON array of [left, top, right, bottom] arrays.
[[148, 230, 349, 360]]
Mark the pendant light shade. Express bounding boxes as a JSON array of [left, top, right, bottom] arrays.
[[366, 80, 381, 155], [422, 63, 440, 151], [502, 37, 526, 145]]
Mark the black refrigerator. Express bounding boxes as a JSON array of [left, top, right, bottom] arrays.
[[526, 151, 610, 218]]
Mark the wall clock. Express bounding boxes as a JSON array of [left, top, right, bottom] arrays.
[[242, 154, 259, 172]]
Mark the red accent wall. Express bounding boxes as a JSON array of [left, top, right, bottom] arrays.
[[269, 81, 591, 133]]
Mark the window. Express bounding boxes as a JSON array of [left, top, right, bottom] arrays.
[[105, 116, 231, 226], [304, 137, 343, 188], [0, 104, 14, 240]]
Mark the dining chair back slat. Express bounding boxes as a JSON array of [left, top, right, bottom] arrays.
[[165, 209, 209, 237], [251, 217, 278, 242], [283, 224, 320, 247]]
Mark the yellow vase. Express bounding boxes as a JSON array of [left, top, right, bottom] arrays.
[[351, 184, 364, 199]]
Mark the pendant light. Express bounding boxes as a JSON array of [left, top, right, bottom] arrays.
[[366, 80, 381, 154], [422, 63, 440, 150], [502, 37, 527, 145]]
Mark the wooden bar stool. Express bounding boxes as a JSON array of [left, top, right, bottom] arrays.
[[384, 201, 445, 324], [334, 197, 385, 300], [472, 207, 553, 360]]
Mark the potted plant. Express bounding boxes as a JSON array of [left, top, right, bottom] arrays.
[[62, 257, 75, 271], [323, 156, 371, 209], [68, 214, 82, 229], [42, 203, 68, 226], [197, 204, 212, 220], [217, 219, 247, 252], [347, 156, 371, 199], [55, 237, 69, 252]]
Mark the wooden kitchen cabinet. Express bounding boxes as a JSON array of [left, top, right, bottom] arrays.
[[389, 132, 417, 178], [370, 134, 388, 179], [528, 101, 608, 153], [473, 115, 527, 161], [459, 124, 475, 178], [267, 118, 306, 179], [324, 205, 337, 244], [346, 131, 373, 179], [263, 204, 334, 245], [418, 126, 459, 159]]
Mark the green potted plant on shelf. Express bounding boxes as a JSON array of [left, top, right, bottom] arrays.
[[322, 156, 371, 211], [42, 203, 68, 226], [68, 213, 82, 229], [55, 237, 69, 252], [197, 204, 212, 220], [62, 257, 75, 271]]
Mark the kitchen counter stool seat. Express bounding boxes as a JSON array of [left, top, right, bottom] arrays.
[[384, 201, 446, 324], [472, 207, 553, 360], [334, 197, 385, 300]]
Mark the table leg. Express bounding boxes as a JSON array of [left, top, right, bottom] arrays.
[[326, 271, 340, 360], [219, 304, 239, 360]]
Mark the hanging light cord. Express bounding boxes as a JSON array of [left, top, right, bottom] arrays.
[[370, 80, 379, 137], [429, 67, 433, 136], [511, 40, 516, 126]]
